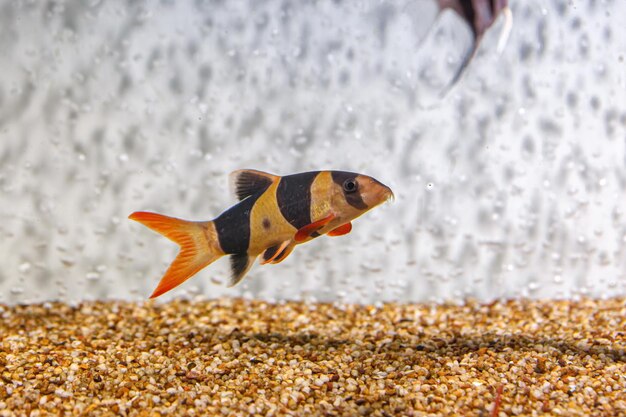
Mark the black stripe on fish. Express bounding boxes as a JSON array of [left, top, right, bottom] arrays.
[[331, 171, 368, 210], [276, 171, 320, 230], [214, 194, 259, 254]]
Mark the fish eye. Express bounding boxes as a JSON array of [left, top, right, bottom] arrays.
[[343, 179, 358, 193]]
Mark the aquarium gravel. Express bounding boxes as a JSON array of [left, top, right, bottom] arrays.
[[1, 298, 625, 416]]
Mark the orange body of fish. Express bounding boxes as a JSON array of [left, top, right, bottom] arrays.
[[129, 170, 393, 298]]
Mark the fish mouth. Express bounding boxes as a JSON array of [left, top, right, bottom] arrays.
[[385, 187, 396, 203], [360, 176, 394, 207], [386, 188, 395, 203], [374, 184, 394, 205]]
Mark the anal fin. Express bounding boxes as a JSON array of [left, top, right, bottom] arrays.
[[295, 214, 335, 242], [228, 253, 256, 287]]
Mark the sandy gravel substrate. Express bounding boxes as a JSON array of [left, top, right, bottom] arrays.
[[0, 298, 625, 416]]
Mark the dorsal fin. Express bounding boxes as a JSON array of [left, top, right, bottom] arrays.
[[229, 169, 278, 201]]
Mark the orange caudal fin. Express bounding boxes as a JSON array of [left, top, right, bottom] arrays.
[[128, 211, 221, 298]]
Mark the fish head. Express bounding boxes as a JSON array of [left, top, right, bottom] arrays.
[[330, 171, 394, 220]]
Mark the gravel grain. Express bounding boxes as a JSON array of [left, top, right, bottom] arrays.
[[0, 298, 625, 416]]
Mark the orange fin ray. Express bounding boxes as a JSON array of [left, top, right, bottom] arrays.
[[294, 214, 335, 242], [129, 211, 219, 298], [270, 243, 294, 264], [261, 240, 291, 265], [327, 222, 352, 237]]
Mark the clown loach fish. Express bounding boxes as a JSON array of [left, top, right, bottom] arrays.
[[129, 170, 393, 298], [436, 0, 513, 89]]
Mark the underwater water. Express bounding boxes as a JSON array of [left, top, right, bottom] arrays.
[[1, 0, 625, 305], [1, 1, 626, 416]]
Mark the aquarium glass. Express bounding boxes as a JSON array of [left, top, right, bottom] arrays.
[[1, 0, 625, 305]]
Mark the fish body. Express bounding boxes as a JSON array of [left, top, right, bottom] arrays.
[[439, 0, 508, 38], [436, 0, 512, 89], [129, 170, 393, 298]]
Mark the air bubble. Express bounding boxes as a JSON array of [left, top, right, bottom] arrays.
[[18, 262, 31, 273], [10, 287, 24, 295], [86, 272, 100, 281], [61, 259, 75, 268], [294, 136, 308, 145]]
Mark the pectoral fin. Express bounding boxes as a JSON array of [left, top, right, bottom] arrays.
[[294, 214, 335, 242], [327, 222, 352, 237]]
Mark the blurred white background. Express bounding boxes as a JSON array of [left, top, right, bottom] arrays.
[[1, 0, 624, 304]]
